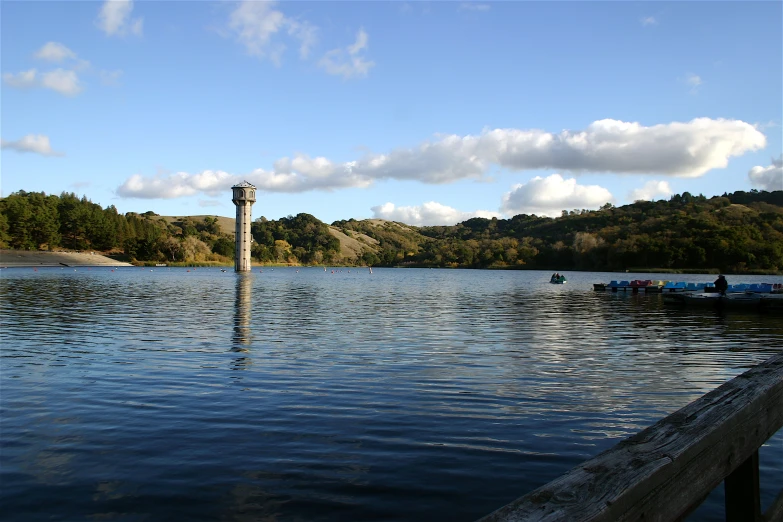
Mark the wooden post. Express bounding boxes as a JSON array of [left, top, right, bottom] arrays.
[[725, 450, 761, 522]]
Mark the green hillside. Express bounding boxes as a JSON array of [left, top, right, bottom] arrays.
[[1, 189, 781, 273]]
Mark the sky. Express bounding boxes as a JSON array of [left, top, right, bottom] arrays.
[[1, 1, 782, 226]]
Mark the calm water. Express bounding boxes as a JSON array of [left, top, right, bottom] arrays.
[[1, 267, 782, 521]]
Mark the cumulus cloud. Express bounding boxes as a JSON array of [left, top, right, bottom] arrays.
[[319, 28, 375, 79], [96, 0, 143, 37], [641, 16, 657, 26], [34, 42, 91, 70], [117, 170, 235, 199], [40, 69, 82, 96], [3, 69, 37, 89], [501, 174, 614, 217], [115, 117, 766, 199], [228, 1, 317, 65], [371, 202, 501, 226], [629, 180, 674, 201], [34, 42, 76, 62], [3, 68, 82, 95], [748, 155, 783, 191], [1, 134, 64, 157]]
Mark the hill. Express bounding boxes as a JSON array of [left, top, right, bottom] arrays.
[[160, 215, 236, 236], [1, 189, 781, 272]]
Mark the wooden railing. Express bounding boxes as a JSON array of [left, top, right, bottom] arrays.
[[478, 352, 783, 522]]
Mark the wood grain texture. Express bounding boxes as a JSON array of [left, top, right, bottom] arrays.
[[478, 352, 783, 522]]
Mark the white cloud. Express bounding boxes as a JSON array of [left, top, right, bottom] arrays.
[[371, 202, 501, 226], [227, 1, 317, 65], [1, 134, 64, 157], [115, 118, 766, 199], [34, 42, 91, 70], [685, 73, 702, 94], [628, 180, 674, 201], [348, 118, 765, 180], [3, 69, 37, 89], [100, 69, 124, 86], [287, 19, 318, 59], [41, 69, 82, 96], [34, 42, 76, 62], [501, 174, 614, 217], [319, 28, 375, 79], [459, 3, 491, 11], [96, 0, 143, 37], [3, 68, 83, 96], [748, 155, 783, 191], [641, 16, 657, 26], [117, 170, 238, 199]]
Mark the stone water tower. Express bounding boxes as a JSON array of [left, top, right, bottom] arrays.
[[232, 181, 256, 272]]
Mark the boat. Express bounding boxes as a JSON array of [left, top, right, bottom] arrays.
[[643, 280, 668, 293], [608, 280, 632, 291], [550, 274, 567, 284], [663, 292, 783, 312]]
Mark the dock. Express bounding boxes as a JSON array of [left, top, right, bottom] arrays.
[[477, 352, 783, 522]]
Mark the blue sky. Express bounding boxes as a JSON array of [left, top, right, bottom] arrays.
[[2, 1, 781, 226]]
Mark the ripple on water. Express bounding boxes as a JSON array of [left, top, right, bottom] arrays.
[[1, 268, 782, 521]]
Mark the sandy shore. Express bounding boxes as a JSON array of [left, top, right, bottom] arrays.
[[0, 249, 133, 267]]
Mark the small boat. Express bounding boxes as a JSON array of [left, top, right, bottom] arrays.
[[608, 280, 632, 291], [644, 280, 668, 293], [550, 275, 567, 284]]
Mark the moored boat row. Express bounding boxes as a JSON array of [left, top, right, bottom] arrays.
[[593, 280, 783, 294]]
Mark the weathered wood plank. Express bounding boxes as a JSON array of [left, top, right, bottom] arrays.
[[724, 450, 760, 522], [478, 352, 783, 522]]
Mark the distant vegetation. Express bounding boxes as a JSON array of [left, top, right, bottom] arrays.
[[1, 189, 781, 273]]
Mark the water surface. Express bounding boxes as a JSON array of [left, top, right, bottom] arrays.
[[2, 267, 781, 521]]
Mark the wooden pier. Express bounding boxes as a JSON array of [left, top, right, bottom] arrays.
[[477, 352, 783, 522]]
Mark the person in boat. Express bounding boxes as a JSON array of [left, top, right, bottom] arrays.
[[714, 274, 728, 296]]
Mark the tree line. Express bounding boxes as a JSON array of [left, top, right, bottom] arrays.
[[333, 190, 783, 273], [1, 189, 781, 272], [0, 191, 342, 265]]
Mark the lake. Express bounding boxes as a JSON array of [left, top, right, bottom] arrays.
[[1, 267, 781, 521]]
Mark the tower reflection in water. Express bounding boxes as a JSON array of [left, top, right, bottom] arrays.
[[231, 273, 253, 372]]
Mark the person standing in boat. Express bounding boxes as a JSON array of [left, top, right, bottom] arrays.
[[714, 274, 728, 296]]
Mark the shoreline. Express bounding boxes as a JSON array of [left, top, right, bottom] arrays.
[[0, 249, 133, 268]]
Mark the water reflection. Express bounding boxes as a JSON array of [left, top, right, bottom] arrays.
[[231, 274, 253, 374]]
